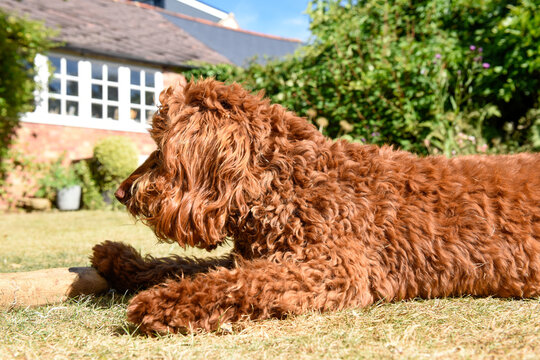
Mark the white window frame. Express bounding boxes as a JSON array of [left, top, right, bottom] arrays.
[[24, 53, 164, 133]]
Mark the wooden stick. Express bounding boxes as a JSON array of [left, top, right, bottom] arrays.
[[0, 267, 109, 308]]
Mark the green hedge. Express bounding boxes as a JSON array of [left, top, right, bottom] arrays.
[[184, 0, 539, 156]]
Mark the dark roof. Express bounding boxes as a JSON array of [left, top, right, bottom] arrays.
[[160, 12, 304, 66], [0, 0, 230, 69]]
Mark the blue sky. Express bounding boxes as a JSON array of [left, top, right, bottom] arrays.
[[205, 1, 312, 41]]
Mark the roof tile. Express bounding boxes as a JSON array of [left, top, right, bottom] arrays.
[[0, 0, 231, 68]]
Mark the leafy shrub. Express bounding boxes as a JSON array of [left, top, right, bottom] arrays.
[[83, 136, 139, 210], [35, 155, 81, 202], [92, 136, 138, 192], [73, 160, 105, 210], [185, 0, 539, 155], [0, 11, 55, 184]]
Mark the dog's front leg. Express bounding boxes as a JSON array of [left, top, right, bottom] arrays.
[[90, 241, 235, 292], [126, 258, 373, 334]]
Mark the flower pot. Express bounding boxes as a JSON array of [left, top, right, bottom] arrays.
[[56, 185, 81, 211]]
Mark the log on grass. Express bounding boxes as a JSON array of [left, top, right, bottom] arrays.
[[0, 267, 109, 307]]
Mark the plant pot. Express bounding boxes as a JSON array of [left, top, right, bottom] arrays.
[[56, 185, 81, 211]]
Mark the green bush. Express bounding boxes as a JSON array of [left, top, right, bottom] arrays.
[[93, 136, 138, 192], [185, 0, 539, 156], [0, 11, 55, 186], [35, 155, 81, 202], [73, 160, 105, 210], [83, 136, 139, 210]]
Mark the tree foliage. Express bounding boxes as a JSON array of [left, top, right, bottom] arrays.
[[0, 10, 55, 178], [184, 0, 539, 155]]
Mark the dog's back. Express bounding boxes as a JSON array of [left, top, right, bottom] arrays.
[[351, 148, 540, 301]]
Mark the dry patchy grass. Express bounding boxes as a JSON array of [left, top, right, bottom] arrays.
[[1, 211, 539, 359]]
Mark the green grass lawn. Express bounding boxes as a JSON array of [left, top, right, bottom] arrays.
[[1, 211, 539, 359]]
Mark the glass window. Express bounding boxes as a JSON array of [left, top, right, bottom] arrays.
[[92, 64, 103, 80], [66, 101, 78, 116], [91, 103, 102, 118], [130, 108, 140, 122], [91, 84, 102, 99], [49, 78, 61, 94], [131, 89, 140, 104], [66, 80, 78, 96], [49, 56, 61, 74], [66, 59, 78, 76], [108, 86, 118, 101], [48, 98, 61, 114], [131, 70, 140, 86], [107, 106, 118, 120], [145, 72, 155, 87], [108, 66, 118, 82], [45, 56, 80, 116], [42, 54, 162, 126], [146, 109, 154, 123], [145, 91, 154, 106]]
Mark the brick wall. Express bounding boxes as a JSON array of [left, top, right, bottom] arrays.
[[2, 123, 156, 210], [15, 122, 156, 162]]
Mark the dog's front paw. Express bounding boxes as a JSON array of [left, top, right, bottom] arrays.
[[90, 240, 145, 292], [127, 286, 189, 335]]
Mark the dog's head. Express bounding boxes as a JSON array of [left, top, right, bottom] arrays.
[[115, 79, 295, 249]]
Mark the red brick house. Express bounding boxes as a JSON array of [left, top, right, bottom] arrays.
[[2, 0, 232, 164], [0, 0, 303, 207], [2, 0, 303, 162]]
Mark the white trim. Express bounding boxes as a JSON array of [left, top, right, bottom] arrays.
[[175, 0, 228, 19], [21, 112, 151, 133], [25, 52, 163, 133]]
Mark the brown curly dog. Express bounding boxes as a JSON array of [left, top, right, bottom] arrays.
[[91, 79, 540, 334]]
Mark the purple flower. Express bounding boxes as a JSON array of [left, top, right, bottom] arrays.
[[478, 47, 483, 53], [457, 70, 462, 75], [361, 138, 366, 143], [371, 132, 380, 137], [435, 53, 441, 59], [482, 62, 490, 69], [469, 45, 476, 51], [474, 56, 482, 62]]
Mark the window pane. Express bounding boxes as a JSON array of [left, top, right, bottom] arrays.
[[131, 89, 140, 104], [130, 108, 140, 122], [66, 80, 78, 96], [48, 98, 61, 114], [145, 91, 154, 105], [66, 59, 78, 76], [48, 78, 61, 94], [130, 70, 140, 86], [92, 64, 103, 80], [92, 84, 103, 99], [49, 56, 61, 74], [145, 72, 155, 87], [107, 106, 118, 120], [108, 86, 118, 101], [146, 109, 154, 124], [91, 103, 103, 118], [108, 66, 118, 82], [66, 101, 78, 116]]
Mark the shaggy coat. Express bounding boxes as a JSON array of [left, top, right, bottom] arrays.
[[91, 79, 540, 334]]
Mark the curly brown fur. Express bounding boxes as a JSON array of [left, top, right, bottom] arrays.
[[92, 79, 540, 335]]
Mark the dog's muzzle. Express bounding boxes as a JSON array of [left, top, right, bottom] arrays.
[[115, 183, 132, 205]]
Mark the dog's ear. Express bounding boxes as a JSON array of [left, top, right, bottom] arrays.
[[156, 103, 260, 250]]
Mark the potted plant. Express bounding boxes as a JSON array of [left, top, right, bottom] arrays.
[[36, 156, 82, 211]]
